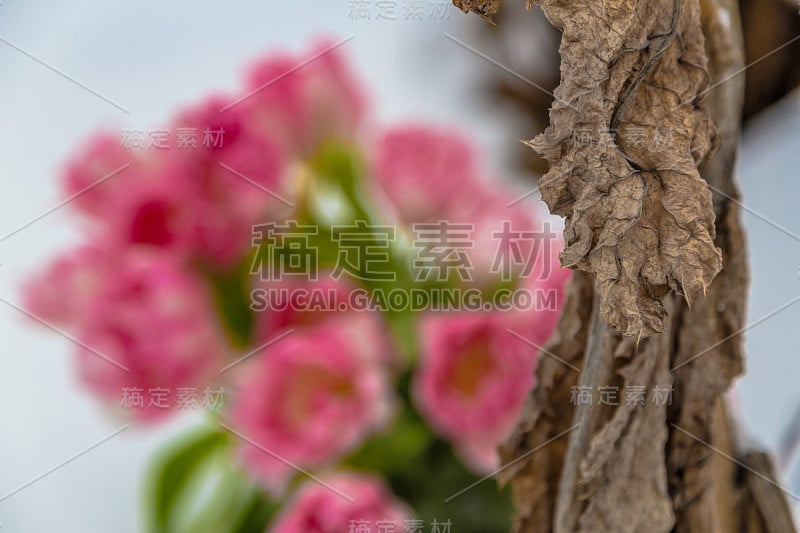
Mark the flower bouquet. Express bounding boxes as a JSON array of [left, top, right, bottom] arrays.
[[25, 38, 568, 533]]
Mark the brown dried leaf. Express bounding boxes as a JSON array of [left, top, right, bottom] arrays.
[[529, 0, 723, 338], [452, 0, 502, 21]]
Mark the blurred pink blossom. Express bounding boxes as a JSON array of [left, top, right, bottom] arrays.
[[271, 473, 411, 533], [520, 243, 572, 346], [172, 94, 289, 216], [64, 251, 225, 420], [466, 195, 555, 286], [252, 275, 353, 335], [414, 306, 559, 473], [63, 96, 288, 269], [243, 38, 367, 156], [103, 171, 195, 257], [23, 246, 107, 328], [168, 95, 289, 266], [373, 125, 485, 224], [252, 275, 398, 368], [61, 130, 136, 217], [230, 324, 392, 494]]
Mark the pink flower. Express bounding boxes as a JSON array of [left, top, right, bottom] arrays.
[[229, 324, 392, 494], [23, 246, 107, 327], [61, 130, 140, 217], [413, 312, 540, 473], [172, 94, 288, 214], [243, 38, 367, 156], [372, 125, 485, 224], [271, 473, 411, 533], [71, 251, 226, 420], [172, 96, 291, 266], [413, 238, 569, 472], [252, 275, 398, 368], [252, 275, 353, 335], [467, 196, 557, 287], [103, 171, 195, 256], [519, 241, 572, 346], [168, 94, 289, 266], [63, 95, 287, 268]]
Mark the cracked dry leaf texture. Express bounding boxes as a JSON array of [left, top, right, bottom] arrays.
[[529, 0, 722, 337], [452, 0, 502, 20]]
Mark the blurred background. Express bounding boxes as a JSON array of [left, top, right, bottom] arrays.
[[0, 1, 798, 531]]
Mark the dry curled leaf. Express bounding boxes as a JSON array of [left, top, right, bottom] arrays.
[[452, 0, 502, 21], [528, 0, 723, 338]]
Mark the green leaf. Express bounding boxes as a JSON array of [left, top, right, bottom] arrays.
[[145, 426, 229, 533], [203, 259, 255, 349], [146, 425, 281, 533], [395, 438, 514, 533], [183, 467, 279, 533], [344, 407, 432, 475]]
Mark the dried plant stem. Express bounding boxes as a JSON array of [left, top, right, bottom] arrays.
[[463, 0, 800, 530], [554, 294, 607, 533]]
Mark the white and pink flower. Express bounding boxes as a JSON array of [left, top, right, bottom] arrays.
[[23, 246, 108, 328], [252, 275, 398, 368], [229, 323, 393, 494], [243, 38, 367, 156], [37, 250, 227, 421], [271, 473, 411, 533], [372, 125, 485, 225], [168, 95, 289, 266], [61, 130, 137, 218], [412, 249, 569, 474]]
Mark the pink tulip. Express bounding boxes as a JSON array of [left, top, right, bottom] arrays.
[[252, 275, 353, 335], [169, 95, 289, 266], [520, 241, 572, 346], [61, 130, 139, 217], [271, 473, 411, 533], [72, 251, 226, 420], [467, 195, 555, 286], [103, 101, 288, 266], [23, 246, 107, 328], [413, 236, 569, 472], [372, 125, 485, 224], [243, 38, 367, 156], [229, 323, 392, 494], [413, 312, 540, 473], [172, 94, 288, 213], [252, 275, 398, 369], [102, 170, 195, 257]]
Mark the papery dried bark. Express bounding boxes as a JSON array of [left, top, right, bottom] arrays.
[[528, 0, 723, 338], [452, 0, 798, 530], [498, 270, 593, 528]]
